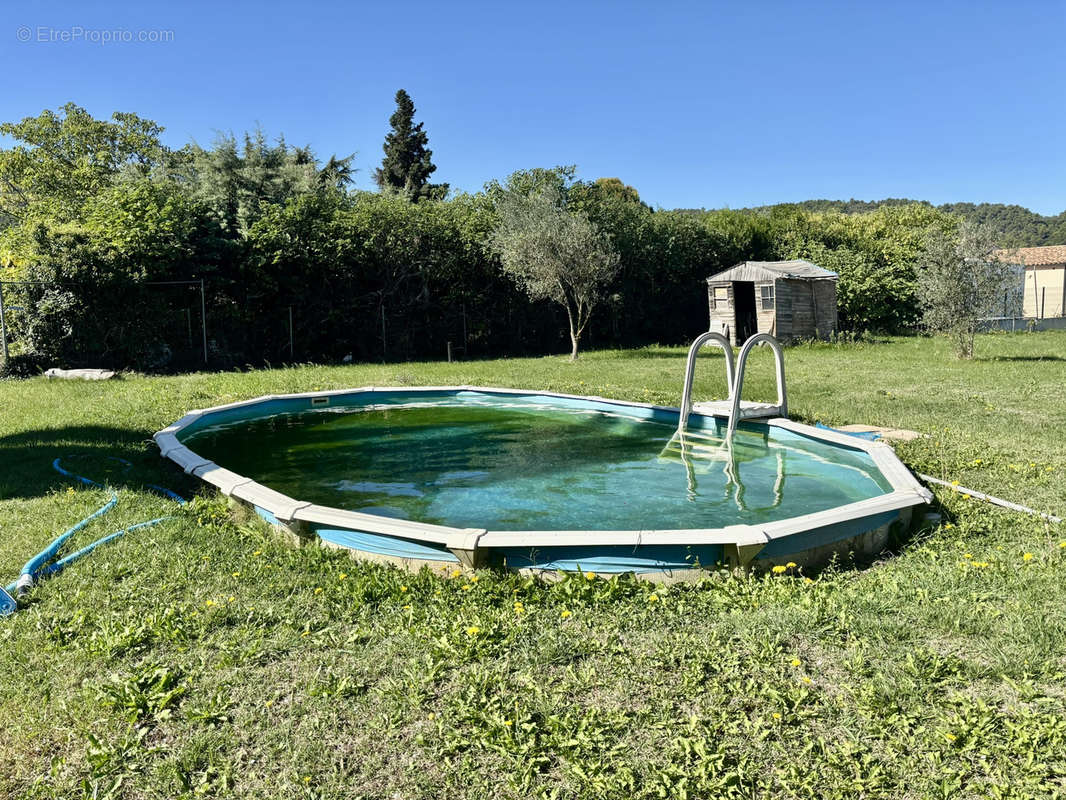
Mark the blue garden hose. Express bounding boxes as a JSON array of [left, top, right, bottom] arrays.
[[0, 457, 186, 616]]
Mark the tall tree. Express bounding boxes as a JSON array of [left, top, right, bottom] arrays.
[[373, 90, 447, 201]]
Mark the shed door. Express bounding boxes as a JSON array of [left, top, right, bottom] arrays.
[[733, 281, 757, 344]]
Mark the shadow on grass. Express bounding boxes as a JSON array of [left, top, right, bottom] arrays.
[[974, 355, 1066, 363], [0, 425, 200, 502]]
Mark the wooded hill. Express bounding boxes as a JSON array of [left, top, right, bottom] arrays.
[[732, 200, 1066, 248]]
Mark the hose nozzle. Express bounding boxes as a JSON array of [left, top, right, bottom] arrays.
[[15, 573, 34, 598]]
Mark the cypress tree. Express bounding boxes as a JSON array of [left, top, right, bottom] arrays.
[[373, 89, 447, 201]]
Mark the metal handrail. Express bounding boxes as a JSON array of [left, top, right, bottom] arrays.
[[677, 331, 735, 435], [726, 333, 787, 440]]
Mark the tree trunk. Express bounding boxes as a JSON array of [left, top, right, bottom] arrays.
[[569, 329, 580, 361]]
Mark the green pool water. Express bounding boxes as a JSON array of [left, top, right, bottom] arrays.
[[182, 396, 892, 531]]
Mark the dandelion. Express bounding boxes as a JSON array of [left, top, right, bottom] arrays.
[[204, 599, 216, 607], [253, 550, 262, 556], [790, 658, 802, 667], [400, 585, 408, 592], [228, 596, 235, 603], [338, 573, 348, 581], [451, 568, 462, 578], [465, 626, 480, 637], [513, 602, 525, 614], [264, 699, 274, 708], [772, 712, 781, 720], [648, 594, 659, 604], [504, 719, 513, 726], [585, 571, 596, 580], [801, 676, 812, 684], [402, 604, 411, 610], [560, 609, 572, 619], [1023, 552, 1034, 562], [804, 577, 814, 584], [963, 553, 972, 559], [461, 584, 472, 591], [470, 575, 479, 583], [428, 712, 436, 721], [231, 571, 240, 578], [771, 565, 787, 574], [314, 587, 323, 594], [945, 523, 955, 530], [304, 776, 312, 783], [1059, 542, 1066, 549], [945, 733, 957, 742], [301, 630, 310, 637], [786, 561, 797, 569]]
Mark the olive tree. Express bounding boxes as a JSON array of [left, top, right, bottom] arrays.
[[917, 221, 1013, 358], [490, 179, 619, 360]]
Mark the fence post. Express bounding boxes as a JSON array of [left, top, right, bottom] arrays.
[[447, 341, 453, 363], [200, 279, 208, 364], [381, 305, 387, 362], [0, 285, 8, 365]]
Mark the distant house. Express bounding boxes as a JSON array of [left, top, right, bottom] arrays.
[[706, 260, 838, 345], [995, 245, 1066, 318]]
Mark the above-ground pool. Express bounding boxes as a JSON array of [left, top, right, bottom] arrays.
[[155, 388, 931, 580]]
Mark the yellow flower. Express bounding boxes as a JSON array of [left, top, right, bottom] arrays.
[[461, 584, 472, 591], [1059, 542, 1066, 549], [204, 599, 215, 607], [314, 587, 323, 594], [1022, 552, 1034, 561], [264, 699, 274, 708], [465, 626, 480, 637], [945, 523, 954, 530], [585, 571, 595, 580], [451, 568, 462, 578], [338, 573, 348, 581], [560, 609, 572, 619], [304, 776, 311, 783], [786, 561, 797, 569], [428, 712, 436, 721], [772, 712, 782, 720], [402, 604, 411, 610], [771, 565, 787, 574], [963, 553, 972, 559], [790, 658, 802, 667], [301, 630, 310, 637], [400, 585, 408, 592], [253, 550, 262, 556], [470, 575, 479, 583], [228, 596, 235, 603], [945, 733, 957, 742], [801, 676, 812, 684], [647, 594, 659, 603], [231, 571, 240, 577]]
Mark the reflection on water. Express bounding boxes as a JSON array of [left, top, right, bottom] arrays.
[[184, 398, 891, 531]]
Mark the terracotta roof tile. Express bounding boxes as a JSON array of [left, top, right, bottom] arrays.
[[994, 245, 1066, 266]]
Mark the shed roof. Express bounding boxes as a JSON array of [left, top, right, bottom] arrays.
[[994, 245, 1066, 267], [707, 259, 837, 283]]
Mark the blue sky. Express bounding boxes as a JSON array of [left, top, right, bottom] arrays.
[[3, 0, 1064, 213]]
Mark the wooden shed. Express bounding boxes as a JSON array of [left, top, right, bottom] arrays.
[[706, 260, 838, 345]]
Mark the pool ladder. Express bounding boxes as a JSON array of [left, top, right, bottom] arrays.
[[676, 331, 788, 441]]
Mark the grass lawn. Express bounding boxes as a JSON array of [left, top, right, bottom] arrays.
[[1, 332, 1064, 799]]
